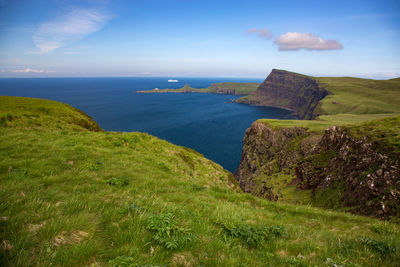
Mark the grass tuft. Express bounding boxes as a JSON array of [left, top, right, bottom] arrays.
[[106, 177, 129, 187]]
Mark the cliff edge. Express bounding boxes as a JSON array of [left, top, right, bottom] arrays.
[[237, 69, 328, 119], [236, 117, 400, 219]]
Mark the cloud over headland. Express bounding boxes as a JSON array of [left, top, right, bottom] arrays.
[[274, 32, 343, 51], [246, 28, 343, 51]]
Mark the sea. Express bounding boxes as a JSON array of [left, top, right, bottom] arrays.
[[0, 77, 296, 172]]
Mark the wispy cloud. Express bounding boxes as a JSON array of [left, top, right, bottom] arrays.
[[11, 68, 54, 73], [245, 28, 273, 39], [139, 72, 153, 75], [382, 72, 399, 78], [33, 7, 111, 53], [274, 32, 343, 51]]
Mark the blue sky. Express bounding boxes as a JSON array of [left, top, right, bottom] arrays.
[[0, 0, 399, 78]]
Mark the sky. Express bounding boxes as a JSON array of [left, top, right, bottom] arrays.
[[0, 0, 399, 78]]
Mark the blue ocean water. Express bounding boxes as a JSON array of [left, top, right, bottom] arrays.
[[0, 77, 295, 172]]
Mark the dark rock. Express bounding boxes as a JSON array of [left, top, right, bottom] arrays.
[[236, 122, 400, 219], [236, 69, 328, 119]]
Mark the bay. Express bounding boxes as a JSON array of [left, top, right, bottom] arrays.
[[0, 77, 296, 172]]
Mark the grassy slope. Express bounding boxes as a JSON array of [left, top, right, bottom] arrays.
[[316, 77, 400, 116], [259, 76, 400, 130], [137, 82, 259, 95], [1, 96, 400, 266]]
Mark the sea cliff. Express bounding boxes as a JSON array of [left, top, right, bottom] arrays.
[[235, 117, 400, 219], [236, 69, 328, 119]]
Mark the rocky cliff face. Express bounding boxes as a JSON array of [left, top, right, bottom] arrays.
[[237, 69, 328, 119], [236, 121, 400, 219], [209, 84, 236, 95]]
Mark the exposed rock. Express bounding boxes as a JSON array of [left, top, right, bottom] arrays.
[[1, 240, 13, 251], [209, 84, 236, 95], [236, 122, 400, 219], [236, 69, 328, 119]]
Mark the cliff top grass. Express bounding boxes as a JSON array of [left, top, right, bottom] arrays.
[[2, 96, 400, 266], [316, 77, 400, 116], [257, 113, 400, 132], [349, 116, 400, 154]]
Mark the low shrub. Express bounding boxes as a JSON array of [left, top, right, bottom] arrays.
[[106, 177, 129, 187], [108, 256, 137, 267], [360, 237, 396, 256]]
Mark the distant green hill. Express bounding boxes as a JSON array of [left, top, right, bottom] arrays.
[[1, 96, 399, 266], [236, 69, 400, 122], [315, 76, 400, 120], [239, 72, 400, 132]]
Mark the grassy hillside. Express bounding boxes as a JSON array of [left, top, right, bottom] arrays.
[[1, 96, 400, 266], [316, 77, 400, 116], [137, 82, 259, 95], [256, 75, 400, 130]]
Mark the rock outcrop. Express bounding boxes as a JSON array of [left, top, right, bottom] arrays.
[[236, 120, 400, 219], [237, 69, 328, 119], [209, 84, 236, 95]]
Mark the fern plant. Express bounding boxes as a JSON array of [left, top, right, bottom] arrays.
[[146, 212, 195, 249], [217, 221, 287, 247]]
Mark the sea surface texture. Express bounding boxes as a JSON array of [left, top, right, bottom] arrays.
[[0, 77, 295, 172]]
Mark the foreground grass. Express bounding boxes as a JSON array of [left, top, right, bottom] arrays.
[[1, 96, 400, 266]]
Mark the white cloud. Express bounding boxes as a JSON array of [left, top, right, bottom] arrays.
[[274, 32, 343, 51], [33, 8, 110, 53], [245, 28, 273, 39], [382, 72, 399, 78], [139, 72, 153, 75], [11, 68, 54, 73]]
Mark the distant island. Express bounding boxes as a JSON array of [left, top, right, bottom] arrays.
[[137, 82, 260, 96]]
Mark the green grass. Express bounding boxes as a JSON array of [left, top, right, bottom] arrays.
[[257, 113, 400, 132], [349, 116, 400, 154], [137, 82, 259, 95], [316, 77, 400, 116], [1, 96, 400, 266]]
